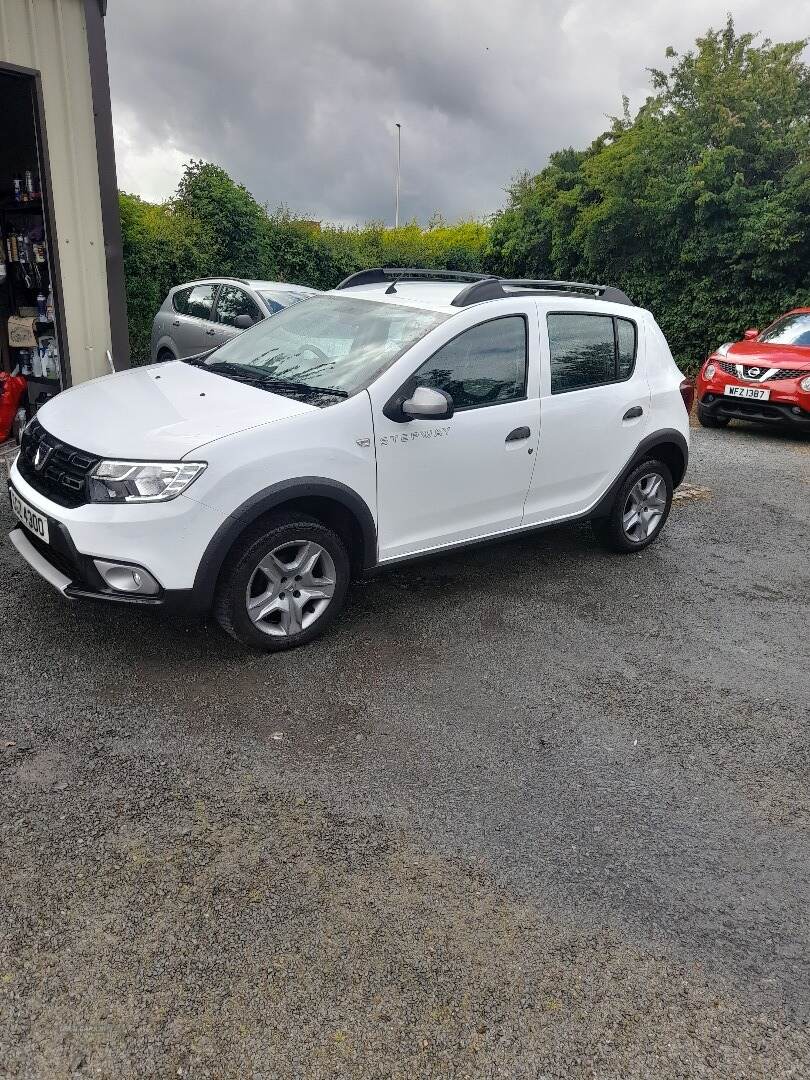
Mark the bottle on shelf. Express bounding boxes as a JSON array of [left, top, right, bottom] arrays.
[[31, 345, 43, 379], [37, 293, 47, 321], [12, 176, 22, 203]]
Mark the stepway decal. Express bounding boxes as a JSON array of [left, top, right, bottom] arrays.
[[379, 427, 451, 446]]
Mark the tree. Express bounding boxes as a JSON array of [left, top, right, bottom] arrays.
[[487, 19, 810, 369]]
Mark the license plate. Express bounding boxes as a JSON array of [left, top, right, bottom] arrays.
[[9, 485, 49, 544], [724, 385, 770, 401]]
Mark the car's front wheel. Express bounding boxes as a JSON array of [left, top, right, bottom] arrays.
[[592, 459, 673, 553], [214, 513, 350, 651]]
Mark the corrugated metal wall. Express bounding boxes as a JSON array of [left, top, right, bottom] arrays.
[[0, 0, 112, 385]]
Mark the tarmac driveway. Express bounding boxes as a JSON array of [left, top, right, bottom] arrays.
[[1, 423, 808, 1078]]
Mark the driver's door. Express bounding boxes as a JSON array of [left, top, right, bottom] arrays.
[[369, 306, 541, 562], [210, 285, 264, 348]]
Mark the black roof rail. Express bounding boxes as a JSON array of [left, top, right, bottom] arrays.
[[499, 279, 633, 306], [335, 267, 634, 307], [336, 267, 490, 290]]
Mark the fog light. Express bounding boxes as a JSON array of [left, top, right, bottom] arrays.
[[94, 559, 160, 596]]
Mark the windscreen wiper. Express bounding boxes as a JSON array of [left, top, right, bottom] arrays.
[[259, 377, 348, 398], [199, 363, 348, 398]]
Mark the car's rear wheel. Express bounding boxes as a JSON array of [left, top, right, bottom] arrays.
[[214, 513, 350, 651], [592, 459, 673, 553], [157, 349, 175, 364], [697, 403, 730, 428]]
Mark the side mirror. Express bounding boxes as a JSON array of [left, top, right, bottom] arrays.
[[234, 314, 256, 330], [744, 328, 759, 340], [401, 386, 454, 421]]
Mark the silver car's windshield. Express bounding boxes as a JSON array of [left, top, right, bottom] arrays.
[[202, 295, 449, 395], [258, 290, 312, 314], [759, 313, 810, 347]]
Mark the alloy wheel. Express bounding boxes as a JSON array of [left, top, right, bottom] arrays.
[[622, 471, 667, 542], [246, 539, 337, 637]]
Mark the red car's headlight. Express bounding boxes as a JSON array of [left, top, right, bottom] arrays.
[[704, 363, 717, 379], [800, 375, 810, 392]]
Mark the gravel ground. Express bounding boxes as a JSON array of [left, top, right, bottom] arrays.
[[0, 422, 808, 1079]]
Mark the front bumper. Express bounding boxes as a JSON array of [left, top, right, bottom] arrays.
[[7, 459, 227, 612], [698, 392, 810, 428], [8, 522, 181, 607]]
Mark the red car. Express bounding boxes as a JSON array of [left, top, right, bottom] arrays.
[[696, 308, 810, 430]]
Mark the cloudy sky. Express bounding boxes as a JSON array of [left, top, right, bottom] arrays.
[[106, 1, 809, 226]]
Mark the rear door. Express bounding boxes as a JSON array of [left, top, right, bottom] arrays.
[[170, 283, 220, 358], [522, 309, 650, 524], [211, 285, 265, 347]]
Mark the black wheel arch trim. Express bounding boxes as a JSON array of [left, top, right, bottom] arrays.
[[590, 428, 688, 519], [189, 478, 377, 613]]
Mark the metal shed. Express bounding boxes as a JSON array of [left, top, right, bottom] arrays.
[[0, 0, 128, 414]]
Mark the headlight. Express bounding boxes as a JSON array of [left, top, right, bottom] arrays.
[[800, 375, 810, 392], [87, 460, 206, 503], [714, 342, 733, 358], [704, 363, 717, 379]]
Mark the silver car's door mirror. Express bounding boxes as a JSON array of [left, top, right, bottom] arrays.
[[401, 386, 454, 420]]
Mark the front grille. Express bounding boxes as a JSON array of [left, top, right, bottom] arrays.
[[767, 368, 807, 381], [716, 359, 806, 381], [16, 418, 99, 508]]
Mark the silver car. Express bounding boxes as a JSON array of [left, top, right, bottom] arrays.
[[150, 278, 318, 363]]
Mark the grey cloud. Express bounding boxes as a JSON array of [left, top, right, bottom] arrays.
[[106, 0, 810, 225]]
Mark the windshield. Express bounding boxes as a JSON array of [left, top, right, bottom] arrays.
[[258, 290, 312, 314], [202, 295, 449, 395], [759, 313, 810, 347]]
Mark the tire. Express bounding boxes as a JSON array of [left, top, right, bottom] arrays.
[[592, 458, 674, 553], [697, 404, 729, 429], [214, 513, 351, 651], [157, 349, 175, 364]]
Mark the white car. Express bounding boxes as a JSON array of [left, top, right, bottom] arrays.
[[7, 270, 691, 651]]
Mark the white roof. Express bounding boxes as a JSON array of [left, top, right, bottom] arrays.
[[328, 281, 464, 314]]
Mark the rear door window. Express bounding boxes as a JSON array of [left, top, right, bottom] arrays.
[[547, 313, 637, 393], [182, 284, 217, 321]]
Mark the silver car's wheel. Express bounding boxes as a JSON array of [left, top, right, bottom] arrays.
[[245, 539, 337, 638], [622, 471, 667, 542]]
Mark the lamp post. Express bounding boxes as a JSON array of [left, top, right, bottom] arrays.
[[395, 122, 401, 229]]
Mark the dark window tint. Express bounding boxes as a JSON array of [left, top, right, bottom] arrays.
[[172, 287, 192, 315], [215, 286, 262, 327], [617, 318, 637, 379], [547, 313, 637, 393], [414, 317, 528, 410], [183, 284, 216, 321]]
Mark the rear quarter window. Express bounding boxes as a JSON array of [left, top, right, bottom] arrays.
[[172, 287, 192, 315]]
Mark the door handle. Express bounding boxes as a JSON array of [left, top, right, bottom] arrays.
[[623, 406, 643, 420], [505, 426, 531, 443]]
